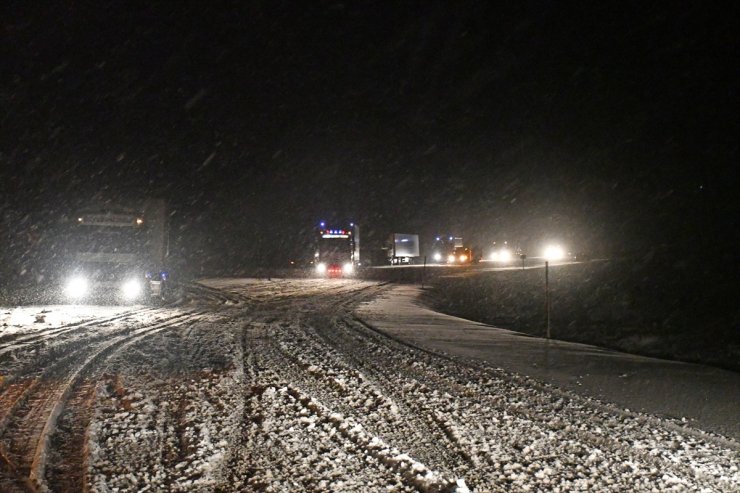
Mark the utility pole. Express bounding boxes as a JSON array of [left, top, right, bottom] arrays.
[[545, 261, 551, 339]]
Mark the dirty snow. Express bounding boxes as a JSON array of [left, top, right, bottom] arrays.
[[0, 279, 737, 492]]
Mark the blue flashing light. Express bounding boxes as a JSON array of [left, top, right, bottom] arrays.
[[436, 236, 440, 241], [160, 271, 169, 281], [145, 271, 153, 279], [320, 221, 326, 227]]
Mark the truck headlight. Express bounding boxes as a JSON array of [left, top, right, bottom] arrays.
[[342, 262, 354, 274], [122, 279, 142, 299], [433, 253, 442, 262], [447, 254, 456, 263], [499, 249, 512, 262], [64, 276, 88, 299], [459, 254, 468, 262], [316, 262, 327, 274], [543, 245, 565, 261]]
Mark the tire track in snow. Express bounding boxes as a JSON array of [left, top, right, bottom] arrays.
[[341, 316, 739, 491], [0, 309, 198, 430], [85, 313, 243, 492], [276, 317, 474, 474], [220, 281, 465, 491], [0, 306, 157, 358], [270, 282, 478, 473], [230, 326, 461, 492], [191, 279, 739, 492], [8, 278, 729, 492], [0, 310, 205, 492]]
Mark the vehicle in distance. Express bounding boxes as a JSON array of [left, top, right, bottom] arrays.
[[488, 241, 516, 263], [450, 246, 474, 264], [388, 233, 420, 265], [431, 235, 462, 263], [60, 199, 169, 303], [314, 223, 359, 277]]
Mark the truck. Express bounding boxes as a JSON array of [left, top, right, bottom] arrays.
[[313, 223, 359, 277], [387, 233, 420, 264], [451, 246, 474, 264], [60, 198, 170, 303], [430, 235, 463, 263], [488, 240, 517, 263]]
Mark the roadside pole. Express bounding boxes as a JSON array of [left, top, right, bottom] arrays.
[[421, 255, 427, 289], [545, 261, 551, 339]]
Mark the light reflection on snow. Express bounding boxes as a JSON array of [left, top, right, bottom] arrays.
[[0, 305, 133, 333]]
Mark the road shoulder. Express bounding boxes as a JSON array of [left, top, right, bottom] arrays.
[[355, 284, 740, 441]]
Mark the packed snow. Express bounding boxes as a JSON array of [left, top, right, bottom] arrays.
[[0, 279, 737, 492]]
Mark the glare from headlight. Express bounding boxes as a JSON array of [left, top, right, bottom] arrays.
[[342, 262, 354, 274], [447, 254, 456, 263], [433, 253, 442, 262], [316, 262, 327, 274], [122, 279, 142, 299], [499, 248, 512, 262], [543, 245, 565, 261], [65, 276, 88, 299]]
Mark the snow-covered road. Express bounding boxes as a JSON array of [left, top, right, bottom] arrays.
[[0, 278, 737, 492]]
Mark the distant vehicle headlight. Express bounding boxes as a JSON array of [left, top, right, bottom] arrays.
[[64, 276, 88, 299], [447, 254, 456, 263], [342, 262, 354, 274], [316, 262, 327, 274], [499, 248, 512, 262], [433, 253, 442, 262], [122, 279, 142, 299], [459, 254, 468, 262], [543, 245, 565, 261]]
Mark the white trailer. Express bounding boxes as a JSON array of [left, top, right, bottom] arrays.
[[388, 233, 420, 264]]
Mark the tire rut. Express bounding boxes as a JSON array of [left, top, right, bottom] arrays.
[[0, 310, 205, 491]]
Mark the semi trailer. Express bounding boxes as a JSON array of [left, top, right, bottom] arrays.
[[387, 233, 420, 264]]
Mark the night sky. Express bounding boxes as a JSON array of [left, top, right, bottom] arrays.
[[1, 2, 737, 270]]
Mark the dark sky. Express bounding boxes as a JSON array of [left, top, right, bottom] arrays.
[[1, 1, 737, 267]]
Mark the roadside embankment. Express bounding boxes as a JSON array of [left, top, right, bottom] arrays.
[[427, 256, 739, 371]]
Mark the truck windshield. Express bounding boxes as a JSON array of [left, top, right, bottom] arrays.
[[70, 225, 147, 255], [319, 238, 352, 261]]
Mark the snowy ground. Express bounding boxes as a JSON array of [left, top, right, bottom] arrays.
[[356, 285, 740, 440], [0, 278, 737, 492]]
